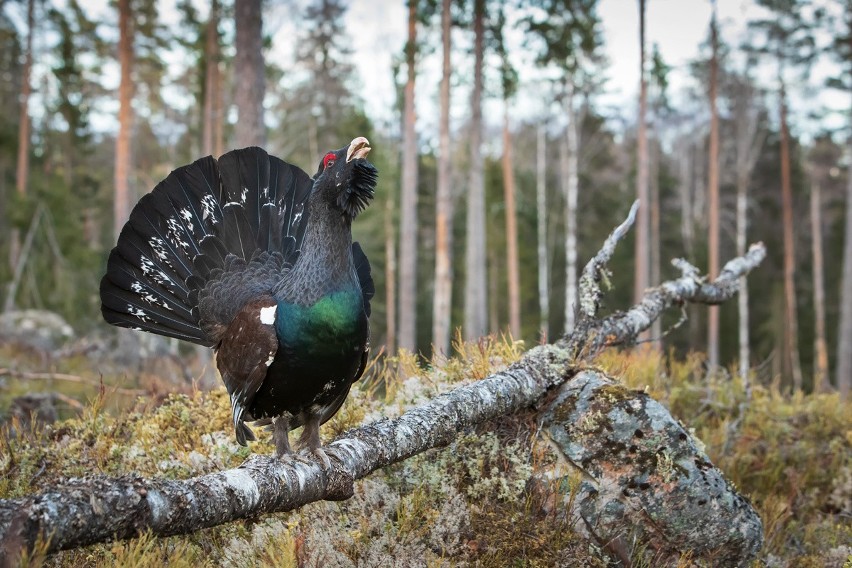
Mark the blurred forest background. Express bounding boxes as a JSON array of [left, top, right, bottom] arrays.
[[0, 0, 851, 565], [0, 0, 850, 396]]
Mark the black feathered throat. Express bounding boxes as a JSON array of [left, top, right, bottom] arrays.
[[337, 160, 378, 218]]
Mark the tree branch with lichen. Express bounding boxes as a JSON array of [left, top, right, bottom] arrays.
[[0, 203, 766, 567]]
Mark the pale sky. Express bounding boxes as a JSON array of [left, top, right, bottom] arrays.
[[11, 0, 846, 143], [331, 0, 845, 141]]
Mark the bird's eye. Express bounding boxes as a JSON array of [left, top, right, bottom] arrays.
[[323, 153, 336, 169]]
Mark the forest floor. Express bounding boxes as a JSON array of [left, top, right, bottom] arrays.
[[0, 333, 850, 567]]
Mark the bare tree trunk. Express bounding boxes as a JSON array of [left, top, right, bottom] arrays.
[[650, 140, 661, 342], [839, 139, 852, 400], [197, 1, 218, 390], [736, 172, 750, 385], [562, 84, 579, 335], [707, 3, 720, 369], [432, 0, 453, 355], [398, 0, 419, 352], [503, 104, 521, 338], [536, 125, 550, 340], [678, 139, 695, 258], [810, 181, 829, 392], [733, 79, 763, 389], [488, 240, 499, 333], [234, 0, 265, 148], [202, 0, 220, 157], [779, 82, 803, 390], [8, 0, 34, 300], [463, 0, 487, 340], [385, 194, 397, 355], [114, 0, 134, 241], [14, 0, 33, 200], [634, 0, 650, 324]]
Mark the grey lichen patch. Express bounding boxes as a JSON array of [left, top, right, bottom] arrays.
[[541, 370, 763, 567]]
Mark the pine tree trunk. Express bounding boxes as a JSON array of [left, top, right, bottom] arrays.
[[463, 0, 487, 340], [562, 85, 579, 335], [838, 139, 852, 400], [7, 0, 34, 304], [432, 0, 453, 356], [677, 141, 694, 259], [779, 83, 803, 390], [536, 125, 550, 340], [707, 5, 720, 369], [202, 0, 220, 157], [650, 140, 661, 343], [736, 171, 750, 385], [398, 0, 419, 352], [385, 195, 397, 355], [234, 0, 265, 148], [14, 0, 33, 201], [13, 0, 33, 211], [809, 181, 829, 392], [634, 0, 650, 318], [114, 0, 134, 241], [733, 81, 762, 389], [503, 104, 521, 339]]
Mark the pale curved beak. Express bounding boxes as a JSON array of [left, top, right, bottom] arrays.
[[346, 136, 371, 162]]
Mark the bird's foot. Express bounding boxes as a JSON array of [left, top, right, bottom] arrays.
[[271, 415, 292, 459], [311, 446, 333, 470]]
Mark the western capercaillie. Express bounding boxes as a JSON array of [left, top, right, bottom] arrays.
[[100, 138, 377, 458]]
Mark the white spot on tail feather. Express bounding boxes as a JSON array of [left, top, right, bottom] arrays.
[[128, 306, 150, 322], [166, 218, 190, 251], [201, 195, 218, 224], [240, 187, 248, 204], [259, 305, 276, 325]]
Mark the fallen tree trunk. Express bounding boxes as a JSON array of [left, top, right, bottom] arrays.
[[544, 372, 762, 566], [0, 202, 767, 566]]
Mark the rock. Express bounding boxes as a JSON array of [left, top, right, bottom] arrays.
[[7, 393, 60, 427], [0, 310, 74, 352]]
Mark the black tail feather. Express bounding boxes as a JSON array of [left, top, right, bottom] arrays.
[[101, 148, 314, 345]]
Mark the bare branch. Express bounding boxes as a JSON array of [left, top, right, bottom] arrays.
[[570, 243, 766, 354], [578, 200, 640, 319]]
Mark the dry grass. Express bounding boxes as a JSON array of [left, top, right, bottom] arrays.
[[1, 338, 849, 567]]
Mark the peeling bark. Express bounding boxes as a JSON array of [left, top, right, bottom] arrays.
[[0, 207, 767, 565]]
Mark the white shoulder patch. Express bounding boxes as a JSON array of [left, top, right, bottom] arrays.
[[259, 305, 276, 325]]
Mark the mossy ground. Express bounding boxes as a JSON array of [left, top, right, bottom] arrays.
[[1, 338, 849, 567]]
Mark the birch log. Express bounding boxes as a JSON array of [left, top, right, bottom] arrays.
[[544, 372, 762, 567], [0, 207, 767, 565]]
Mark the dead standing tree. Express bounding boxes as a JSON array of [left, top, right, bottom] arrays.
[[0, 203, 766, 566]]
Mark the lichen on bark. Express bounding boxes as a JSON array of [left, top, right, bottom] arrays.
[[543, 370, 762, 566]]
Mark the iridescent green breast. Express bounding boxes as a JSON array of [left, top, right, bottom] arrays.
[[276, 289, 365, 356]]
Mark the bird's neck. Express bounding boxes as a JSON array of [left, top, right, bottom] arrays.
[[281, 198, 354, 303]]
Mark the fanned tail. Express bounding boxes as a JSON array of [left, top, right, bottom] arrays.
[[100, 147, 314, 344]]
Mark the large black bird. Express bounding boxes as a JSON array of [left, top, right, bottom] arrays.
[[100, 137, 377, 457]]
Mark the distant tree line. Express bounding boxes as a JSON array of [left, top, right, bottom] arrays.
[[0, 0, 849, 397]]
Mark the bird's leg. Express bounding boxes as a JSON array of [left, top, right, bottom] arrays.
[[298, 414, 332, 470], [272, 415, 292, 459]]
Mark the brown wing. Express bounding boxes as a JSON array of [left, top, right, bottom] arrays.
[[215, 295, 278, 445]]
